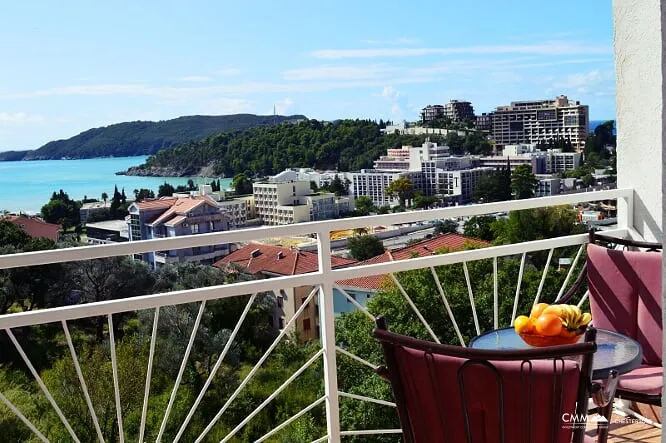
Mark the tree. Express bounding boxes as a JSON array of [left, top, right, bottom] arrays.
[[434, 219, 458, 235], [232, 173, 253, 195], [101, 192, 108, 204], [310, 181, 319, 192], [511, 164, 538, 199], [120, 188, 127, 204], [463, 216, 496, 242], [347, 235, 385, 261], [134, 188, 155, 202], [492, 206, 585, 246], [385, 178, 414, 207], [473, 169, 511, 203], [354, 196, 375, 216], [413, 194, 440, 209], [158, 182, 176, 197], [325, 175, 349, 196], [41, 190, 80, 231], [187, 179, 196, 190]]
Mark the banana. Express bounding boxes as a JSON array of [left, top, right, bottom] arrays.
[[580, 312, 592, 326]]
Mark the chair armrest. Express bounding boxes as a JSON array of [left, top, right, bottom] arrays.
[[591, 370, 619, 408]]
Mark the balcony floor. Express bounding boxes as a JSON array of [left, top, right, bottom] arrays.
[[586, 413, 661, 442]]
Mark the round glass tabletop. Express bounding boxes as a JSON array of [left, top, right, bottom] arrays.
[[469, 328, 643, 379]]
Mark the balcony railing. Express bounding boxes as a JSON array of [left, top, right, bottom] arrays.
[[0, 188, 633, 442]]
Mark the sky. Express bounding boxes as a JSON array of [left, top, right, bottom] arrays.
[[0, 0, 615, 151]]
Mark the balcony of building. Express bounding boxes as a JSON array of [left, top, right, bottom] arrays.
[[0, 2, 665, 442]]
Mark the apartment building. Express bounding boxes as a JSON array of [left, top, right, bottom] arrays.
[[475, 112, 493, 131], [127, 196, 232, 269], [547, 151, 582, 173], [491, 95, 589, 151], [421, 100, 475, 123], [351, 140, 493, 205], [535, 178, 561, 197], [252, 178, 350, 225]]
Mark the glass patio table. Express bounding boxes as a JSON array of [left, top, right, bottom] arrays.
[[469, 327, 643, 379]]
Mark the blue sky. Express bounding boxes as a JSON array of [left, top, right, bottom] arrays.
[[0, 0, 614, 151]]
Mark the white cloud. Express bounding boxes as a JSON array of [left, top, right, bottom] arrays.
[[283, 65, 397, 81], [274, 98, 294, 115], [361, 38, 422, 45], [381, 86, 401, 100], [312, 40, 611, 59], [216, 68, 241, 76], [177, 76, 212, 82], [554, 70, 611, 89], [0, 112, 44, 126]]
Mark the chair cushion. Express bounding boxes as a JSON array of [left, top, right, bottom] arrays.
[[616, 364, 663, 395], [587, 244, 662, 366]]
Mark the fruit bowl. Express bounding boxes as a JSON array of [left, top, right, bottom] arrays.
[[514, 303, 591, 347], [518, 327, 587, 347]]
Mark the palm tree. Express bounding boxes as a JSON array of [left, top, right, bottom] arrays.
[[101, 192, 108, 204]]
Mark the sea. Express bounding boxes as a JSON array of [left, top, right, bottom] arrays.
[[0, 156, 232, 214]]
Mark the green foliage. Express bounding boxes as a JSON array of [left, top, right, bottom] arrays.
[[40, 189, 81, 230], [463, 216, 496, 242], [385, 178, 414, 207], [0, 114, 307, 160], [134, 188, 155, 202], [492, 206, 585, 246], [320, 175, 350, 196], [511, 164, 538, 200], [140, 120, 457, 178], [413, 193, 440, 209], [433, 219, 458, 235], [231, 173, 254, 195], [354, 196, 375, 216], [158, 182, 176, 197], [473, 167, 511, 203], [348, 235, 385, 261]]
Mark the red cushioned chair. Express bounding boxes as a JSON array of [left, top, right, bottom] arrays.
[[373, 317, 613, 443], [560, 231, 663, 408]]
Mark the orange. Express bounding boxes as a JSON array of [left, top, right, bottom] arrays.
[[535, 314, 563, 337], [514, 315, 534, 334], [530, 303, 550, 319], [542, 305, 565, 317]]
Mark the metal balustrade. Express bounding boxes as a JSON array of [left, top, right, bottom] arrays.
[[0, 189, 633, 442]]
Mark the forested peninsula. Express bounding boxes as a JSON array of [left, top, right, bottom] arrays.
[[0, 114, 306, 161], [122, 119, 492, 177]]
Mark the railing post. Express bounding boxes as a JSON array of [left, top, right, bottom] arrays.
[[317, 229, 341, 443]]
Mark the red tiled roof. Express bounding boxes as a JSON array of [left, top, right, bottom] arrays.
[[214, 243, 356, 276], [335, 233, 490, 291], [4, 216, 60, 242], [136, 197, 177, 210]]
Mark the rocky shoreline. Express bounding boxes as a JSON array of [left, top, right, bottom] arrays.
[[117, 163, 219, 178]]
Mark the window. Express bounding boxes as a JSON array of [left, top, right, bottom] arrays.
[[191, 224, 199, 234], [277, 295, 284, 308], [193, 246, 201, 255], [303, 319, 311, 331], [209, 221, 214, 230], [278, 317, 285, 329]]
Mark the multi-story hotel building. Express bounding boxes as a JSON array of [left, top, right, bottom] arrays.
[[491, 95, 589, 151], [421, 100, 475, 123]]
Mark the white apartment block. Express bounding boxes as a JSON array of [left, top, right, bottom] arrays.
[[536, 178, 561, 197], [252, 179, 349, 225], [350, 170, 419, 207], [492, 95, 589, 151], [179, 185, 255, 228], [546, 150, 582, 174]]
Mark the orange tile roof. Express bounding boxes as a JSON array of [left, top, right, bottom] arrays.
[[144, 196, 219, 226], [214, 243, 356, 276], [336, 233, 490, 291], [4, 216, 60, 242], [136, 197, 178, 210]]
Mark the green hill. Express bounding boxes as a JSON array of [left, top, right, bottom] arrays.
[[0, 114, 307, 161], [125, 119, 488, 177]]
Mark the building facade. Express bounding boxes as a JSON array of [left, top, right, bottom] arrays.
[[127, 196, 232, 269], [491, 95, 589, 151], [421, 100, 475, 123]]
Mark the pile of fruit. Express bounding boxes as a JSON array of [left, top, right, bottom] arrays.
[[514, 303, 592, 346]]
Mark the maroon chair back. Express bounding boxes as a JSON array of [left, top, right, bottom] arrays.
[[587, 243, 662, 365], [373, 318, 597, 443]]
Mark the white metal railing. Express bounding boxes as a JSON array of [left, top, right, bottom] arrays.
[[0, 189, 633, 442]]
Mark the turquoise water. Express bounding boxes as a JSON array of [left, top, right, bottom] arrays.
[[0, 157, 231, 214]]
